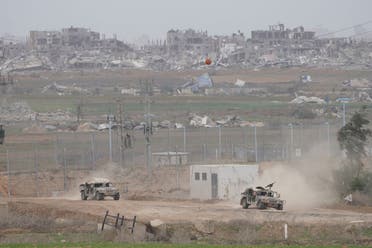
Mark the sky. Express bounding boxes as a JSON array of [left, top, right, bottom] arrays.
[[2, 0, 372, 43]]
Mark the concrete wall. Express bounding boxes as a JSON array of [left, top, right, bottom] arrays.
[[190, 164, 258, 200]]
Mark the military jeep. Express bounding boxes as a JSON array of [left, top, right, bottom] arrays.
[[79, 178, 120, 201], [240, 183, 284, 210]]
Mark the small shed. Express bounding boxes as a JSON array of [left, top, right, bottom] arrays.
[[152, 152, 189, 167], [190, 164, 258, 200]]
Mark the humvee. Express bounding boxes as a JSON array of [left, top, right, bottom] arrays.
[[80, 178, 120, 200], [240, 183, 284, 210]]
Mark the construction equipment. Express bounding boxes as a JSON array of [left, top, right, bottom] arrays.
[[79, 178, 120, 200], [240, 182, 285, 210]]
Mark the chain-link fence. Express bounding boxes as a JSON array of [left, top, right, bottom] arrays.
[[2, 122, 372, 197], [0, 122, 350, 171]]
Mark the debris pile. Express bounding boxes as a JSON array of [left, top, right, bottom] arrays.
[[290, 95, 326, 104], [1, 54, 52, 72], [42, 82, 91, 96], [0, 101, 35, 121]]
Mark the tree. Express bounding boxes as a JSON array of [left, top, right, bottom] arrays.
[[337, 106, 371, 179]]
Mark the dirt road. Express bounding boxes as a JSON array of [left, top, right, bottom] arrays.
[[10, 197, 372, 225]]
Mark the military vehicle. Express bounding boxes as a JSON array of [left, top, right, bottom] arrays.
[[80, 178, 120, 200], [240, 183, 284, 210]]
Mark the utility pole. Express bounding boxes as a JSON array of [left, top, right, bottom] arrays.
[[326, 122, 330, 156], [6, 149, 10, 198], [107, 114, 115, 162], [342, 102, 346, 126], [117, 100, 125, 167], [218, 126, 222, 159], [183, 126, 186, 152], [254, 126, 258, 163], [143, 80, 153, 174], [90, 133, 96, 170], [63, 148, 67, 192], [289, 123, 294, 160]]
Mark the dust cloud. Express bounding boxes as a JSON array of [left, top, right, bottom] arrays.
[[60, 162, 122, 200], [254, 143, 341, 210]]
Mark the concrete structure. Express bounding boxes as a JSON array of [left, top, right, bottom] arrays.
[[190, 164, 258, 200], [29, 30, 62, 49], [152, 152, 189, 167], [251, 24, 315, 44], [62, 26, 100, 47], [167, 29, 216, 55]]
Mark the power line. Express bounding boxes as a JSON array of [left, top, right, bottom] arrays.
[[315, 20, 372, 38]]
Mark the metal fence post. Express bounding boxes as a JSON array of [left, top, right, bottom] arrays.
[[254, 126, 258, 163], [183, 127, 186, 152], [91, 133, 96, 170], [218, 126, 222, 159], [63, 148, 67, 192], [34, 148, 39, 197], [54, 134, 59, 168], [6, 149, 11, 198]]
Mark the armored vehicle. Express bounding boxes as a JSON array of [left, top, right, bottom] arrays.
[[240, 183, 284, 210], [80, 178, 120, 201]]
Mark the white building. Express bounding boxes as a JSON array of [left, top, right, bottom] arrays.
[[190, 164, 258, 200]]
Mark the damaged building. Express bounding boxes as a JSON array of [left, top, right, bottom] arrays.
[[251, 24, 315, 45], [167, 29, 217, 56]]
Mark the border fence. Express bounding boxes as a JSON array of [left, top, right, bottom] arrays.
[[0, 122, 366, 197]]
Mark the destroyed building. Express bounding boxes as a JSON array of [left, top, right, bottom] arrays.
[[251, 24, 315, 45], [167, 29, 217, 55], [29, 27, 100, 50], [29, 30, 62, 50], [61, 26, 100, 48], [2, 23, 372, 72]]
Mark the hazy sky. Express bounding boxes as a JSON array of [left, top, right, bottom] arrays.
[[2, 0, 372, 42]]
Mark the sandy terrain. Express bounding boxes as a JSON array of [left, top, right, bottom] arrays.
[[10, 197, 372, 225]]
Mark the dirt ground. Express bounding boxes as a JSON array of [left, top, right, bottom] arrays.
[[10, 197, 372, 225], [2, 197, 372, 245], [1, 67, 372, 244]]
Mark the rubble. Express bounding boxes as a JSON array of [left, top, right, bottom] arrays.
[[0, 101, 35, 121], [179, 73, 214, 94], [1, 54, 52, 72], [215, 115, 242, 127], [189, 114, 215, 128], [77, 122, 99, 132], [290, 95, 326, 104], [234, 79, 246, 87], [2, 24, 372, 72], [42, 82, 91, 96]]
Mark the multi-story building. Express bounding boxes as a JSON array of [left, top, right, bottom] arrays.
[[61, 26, 100, 47], [29, 30, 62, 49], [166, 29, 217, 55], [251, 24, 315, 45]]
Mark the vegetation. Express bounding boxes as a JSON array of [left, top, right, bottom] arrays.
[[336, 106, 372, 193]]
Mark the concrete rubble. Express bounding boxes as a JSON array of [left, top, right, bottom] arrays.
[[0, 100, 74, 124], [2, 24, 372, 73], [290, 95, 326, 104], [42, 82, 91, 96]]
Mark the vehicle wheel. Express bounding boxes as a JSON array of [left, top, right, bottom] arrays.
[[276, 204, 283, 210], [114, 193, 120, 201], [95, 192, 104, 200], [257, 201, 266, 209], [242, 198, 249, 209], [81, 192, 87, 200]]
